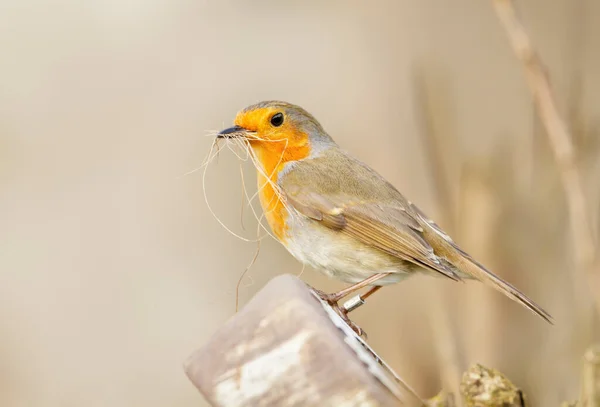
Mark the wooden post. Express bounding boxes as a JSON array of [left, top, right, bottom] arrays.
[[184, 274, 424, 407]]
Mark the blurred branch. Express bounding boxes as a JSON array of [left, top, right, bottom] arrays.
[[457, 164, 503, 362], [414, 70, 463, 402], [426, 391, 455, 407], [579, 345, 600, 407], [413, 70, 459, 230], [492, 0, 600, 314]]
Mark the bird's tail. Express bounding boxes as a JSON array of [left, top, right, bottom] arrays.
[[456, 255, 553, 324], [420, 218, 553, 323]]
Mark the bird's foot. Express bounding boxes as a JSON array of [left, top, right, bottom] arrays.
[[311, 287, 367, 338], [336, 306, 367, 339], [311, 288, 346, 304], [311, 288, 337, 303]]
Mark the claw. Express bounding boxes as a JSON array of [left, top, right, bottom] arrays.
[[312, 288, 342, 304], [311, 287, 367, 338], [336, 304, 367, 338]]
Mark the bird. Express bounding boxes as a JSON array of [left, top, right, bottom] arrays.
[[216, 100, 553, 331]]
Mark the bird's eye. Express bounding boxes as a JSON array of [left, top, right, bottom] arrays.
[[270, 112, 284, 127]]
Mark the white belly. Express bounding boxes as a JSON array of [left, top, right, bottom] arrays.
[[282, 212, 418, 285]]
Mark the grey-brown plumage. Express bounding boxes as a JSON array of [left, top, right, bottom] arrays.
[[220, 100, 553, 324], [280, 147, 553, 324]]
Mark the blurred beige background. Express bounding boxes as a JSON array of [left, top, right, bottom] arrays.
[[1, 0, 599, 406]]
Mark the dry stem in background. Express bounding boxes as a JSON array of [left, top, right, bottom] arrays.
[[579, 345, 600, 407], [414, 70, 464, 402], [492, 0, 600, 315]]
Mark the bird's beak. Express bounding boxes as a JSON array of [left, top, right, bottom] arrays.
[[217, 125, 248, 139]]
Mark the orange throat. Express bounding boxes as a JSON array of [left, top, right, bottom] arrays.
[[251, 141, 310, 240]]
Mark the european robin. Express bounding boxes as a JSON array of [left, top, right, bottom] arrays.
[[217, 101, 552, 329]]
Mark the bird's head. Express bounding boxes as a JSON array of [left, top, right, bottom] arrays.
[[218, 101, 334, 165]]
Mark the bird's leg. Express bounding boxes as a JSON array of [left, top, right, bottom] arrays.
[[337, 285, 384, 337], [334, 304, 367, 338], [359, 285, 382, 301], [310, 274, 389, 338], [318, 273, 390, 304], [339, 285, 383, 314]]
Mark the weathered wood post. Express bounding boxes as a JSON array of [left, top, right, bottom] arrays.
[[184, 274, 423, 406]]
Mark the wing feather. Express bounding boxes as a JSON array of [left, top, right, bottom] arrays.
[[285, 191, 460, 281]]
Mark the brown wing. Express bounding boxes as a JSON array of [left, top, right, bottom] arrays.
[[284, 189, 461, 281], [278, 149, 552, 323]]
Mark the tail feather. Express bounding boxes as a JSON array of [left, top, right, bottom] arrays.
[[419, 216, 554, 323], [459, 256, 553, 324]]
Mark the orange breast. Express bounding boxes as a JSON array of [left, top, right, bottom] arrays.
[[257, 173, 287, 240], [252, 141, 310, 241]]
